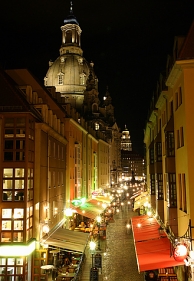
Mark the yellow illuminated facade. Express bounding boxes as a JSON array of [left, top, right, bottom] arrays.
[[144, 21, 194, 274]]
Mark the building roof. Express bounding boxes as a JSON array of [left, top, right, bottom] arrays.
[[179, 20, 194, 59], [63, 1, 79, 25]]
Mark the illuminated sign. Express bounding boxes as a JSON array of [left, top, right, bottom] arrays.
[[71, 197, 86, 206], [0, 239, 36, 257]]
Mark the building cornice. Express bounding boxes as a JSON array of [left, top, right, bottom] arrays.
[[155, 90, 168, 110], [166, 59, 194, 88], [36, 123, 68, 145]]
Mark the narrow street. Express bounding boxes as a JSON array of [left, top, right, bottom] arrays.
[[81, 202, 145, 281]]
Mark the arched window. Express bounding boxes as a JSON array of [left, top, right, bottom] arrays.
[[58, 72, 64, 85], [80, 72, 86, 85]]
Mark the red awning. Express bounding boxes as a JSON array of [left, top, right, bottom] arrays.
[[131, 215, 185, 272]]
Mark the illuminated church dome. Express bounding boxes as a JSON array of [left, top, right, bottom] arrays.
[[44, 1, 98, 111]]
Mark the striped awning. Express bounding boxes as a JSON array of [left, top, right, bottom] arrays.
[[133, 192, 149, 210], [44, 228, 89, 253]]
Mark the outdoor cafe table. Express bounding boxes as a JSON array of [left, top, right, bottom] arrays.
[[57, 272, 75, 280]]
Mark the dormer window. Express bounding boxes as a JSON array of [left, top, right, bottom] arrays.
[[95, 123, 99, 131], [60, 57, 65, 63], [58, 72, 64, 85], [78, 58, 83, 65], [80, 72, 86, 85]]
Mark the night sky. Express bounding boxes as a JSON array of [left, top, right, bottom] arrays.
[[1, 0, 194, 155]]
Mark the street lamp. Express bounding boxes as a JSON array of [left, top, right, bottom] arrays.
[[89, 241, 96, 267], [89, 241, 96, 281], [96, 215, 102, 251]]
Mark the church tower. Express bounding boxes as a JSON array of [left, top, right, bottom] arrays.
[[44, 1, 98, 111], [121, 125, 132, 151]]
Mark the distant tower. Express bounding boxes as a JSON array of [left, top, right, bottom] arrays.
[[121, 125, 132, 151]]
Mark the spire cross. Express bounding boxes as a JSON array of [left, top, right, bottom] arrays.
[[70, 1, 73, 14]]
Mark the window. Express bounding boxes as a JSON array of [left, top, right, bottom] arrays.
[[177, 130, 180, 149], [1, 208, 24, 242], [80, 72, 86, 85], [169, 100, 173, 118], [95, 123, 99, 131], [157, 174, 163, 199], [180, 127, 184, 147], [165, 131, 175, 156], [178, 174, 182, 210], [150, 174, 155, 195], [58, 72, 64, 85], [177, 127, 184, 149], [168, 173, 177, 207], [75, 145, 81, 197], [149, 147, 154, 164], [3, 168, 25, 202], [3, 118, 27, 162], [182, 174, 187, 213], [156, 142, 162, 162], [178, 87, 182, 106], [175, 92, 178, 110]]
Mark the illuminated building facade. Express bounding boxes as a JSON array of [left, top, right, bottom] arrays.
[[144, 21, 194, 275], [0, 68, 67, 280], [0, 3, 121, 280], [44, 3, 121, 192], [121, 126, 144, 181]]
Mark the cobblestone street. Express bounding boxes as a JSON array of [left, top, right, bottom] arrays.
[[81, 202, 145, 281]]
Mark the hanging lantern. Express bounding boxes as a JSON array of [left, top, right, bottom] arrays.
[[173, 243, 188, 261]]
